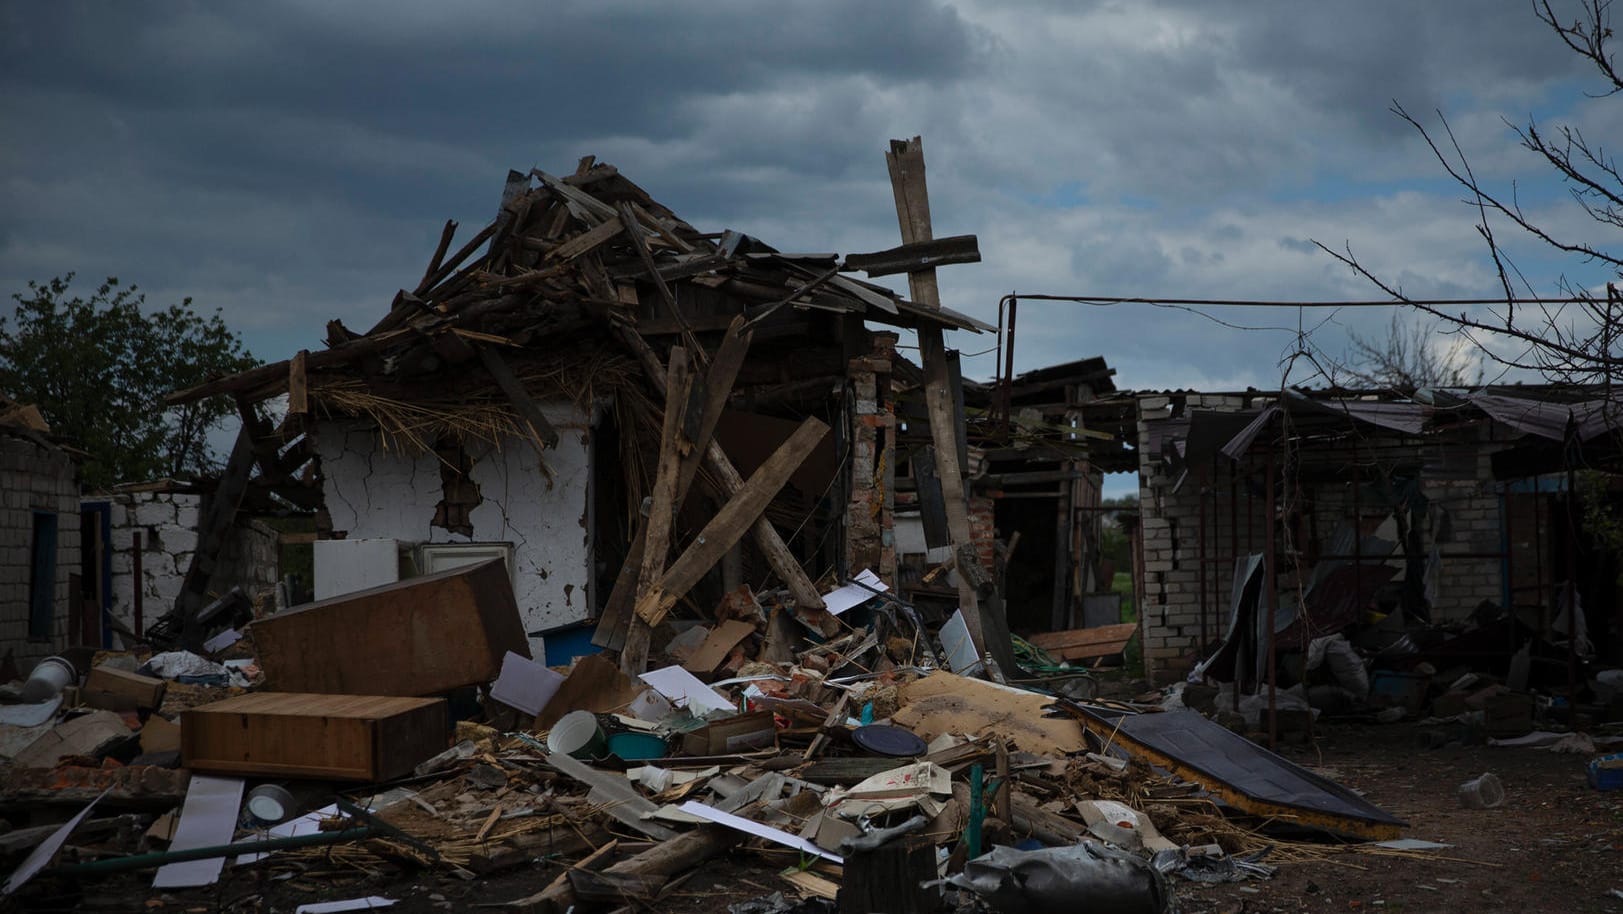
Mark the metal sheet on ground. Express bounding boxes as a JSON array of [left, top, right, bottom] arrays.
[[1067, 707, 1405, 839]]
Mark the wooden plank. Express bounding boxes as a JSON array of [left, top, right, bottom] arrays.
[[252, 559, 530, 696], [614, 325, 825, 611], [1027, 622, 1137, 661], [181, 692, 447, 781], [418, 219, 458, 289], [634, 416, 829, 628], [843, 234, 980, 277], [621, 347, 691, 675], [547, 215, 624, 262], [414, 220, 498, 296], [477, 345, 561, 450], [287, 349, 309, 416], [618, 202, 684, 326]]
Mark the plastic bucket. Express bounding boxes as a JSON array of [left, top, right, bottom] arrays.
[[245, 784, 298, 825], [20, 656, 78, 703], [1457, 772, 1504, 809], [547, 710, 609, 761], [608, 731, 669, 762]]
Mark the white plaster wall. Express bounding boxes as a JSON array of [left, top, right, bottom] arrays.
[[317, 403, 593, 651]]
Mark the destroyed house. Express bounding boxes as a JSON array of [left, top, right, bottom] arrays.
[[1132, 386, 1623, 685], [166, 159, 1004, 659], [0, 395, 80, 673]]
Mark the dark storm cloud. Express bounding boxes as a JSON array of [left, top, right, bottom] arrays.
[[0, 0, 1609, 394]]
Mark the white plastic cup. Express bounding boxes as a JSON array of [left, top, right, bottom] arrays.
[[20, 656, 77, 703], [1457, 772, 1504, 809], [547, 710, 608, 761]]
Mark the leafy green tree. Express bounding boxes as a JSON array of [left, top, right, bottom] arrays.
[[1, 274, 259, 488]]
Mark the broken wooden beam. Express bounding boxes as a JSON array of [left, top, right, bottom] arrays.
[[621, 346, 692, 675], [614, 325, 825, 612], [477, 343, 561, 450], [508, 825, 743, 914], [843, 234, 980, 278], [635, 415, 829, 629]]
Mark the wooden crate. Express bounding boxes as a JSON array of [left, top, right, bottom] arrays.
[[251, 558, 529, 696], [181, 692, 448, 781]]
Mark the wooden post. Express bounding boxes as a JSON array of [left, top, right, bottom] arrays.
[[884, 136, 1014, 675], [613, 324, 825, 612], [621, 347, 691, 675]]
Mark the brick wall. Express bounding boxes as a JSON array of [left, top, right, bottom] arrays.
[[1134, 394, 1510, 684], [0, 435, 81, 673]]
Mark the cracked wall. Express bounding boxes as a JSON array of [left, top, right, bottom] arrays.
[[316, 402, 593, 651]]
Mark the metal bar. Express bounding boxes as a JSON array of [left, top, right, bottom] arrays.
[[50, 827, 376, 876], [1265, 449, 1278, 750]]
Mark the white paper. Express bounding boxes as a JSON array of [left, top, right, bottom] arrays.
[[489, 651, 566, 716], [2, 789, 107, 895], [294, 898, 397, 913], [1374, 838, 1453, 850], [677, 801, 843, 863], [202, 628, 242, 653], [235, 804, 340, 864], [822, 568, 888, 616], [639, 665, 736, 715], [153, 775, 246, 888]]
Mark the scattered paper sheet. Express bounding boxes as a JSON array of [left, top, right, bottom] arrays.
[[677, 801, 843, 863], [490, 651, 566, 716], [202, 628, 242, 652], [822, 568, 888, 616], [640, 665, 736, 715], [2, 789, 107, 895], [235, 804, 339, 864], [154, 775, 246, 888], [294, 898, 397, 913], [1373, 838, 1453, 850], [0, 694, 62, 728]]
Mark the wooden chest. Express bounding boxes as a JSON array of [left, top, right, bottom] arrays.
[[250, 558, 530, 696], [181, 692, 448, 781]]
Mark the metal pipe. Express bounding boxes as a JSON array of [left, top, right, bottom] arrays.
[[1265, 449, 1279, 750], [1565, 463, 1580, 726], [50, 827, 376, 876]]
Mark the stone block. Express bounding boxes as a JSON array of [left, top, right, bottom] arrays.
[[133, 500, 174, 528]]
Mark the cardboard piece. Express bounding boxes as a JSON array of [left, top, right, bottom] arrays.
[[640, 665, 735, 716], [182, 693, 447, 781], [891, 673, 1086, 756], [140, 714, 182, 754], [84, 665, 167, 711], [252, 558, 529, 697], [153, 775, 245, 888], [14, 711, 133, 768], [681, 710, 776, 756], [682, 620, 756, 677], [535, 654, 644, 730], [489, 652, 565, 717]]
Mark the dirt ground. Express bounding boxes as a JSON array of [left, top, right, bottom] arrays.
[[14, 719, 1623, 914]]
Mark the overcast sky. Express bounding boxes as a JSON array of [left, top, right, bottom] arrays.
[[3, 1, 1616, 409]]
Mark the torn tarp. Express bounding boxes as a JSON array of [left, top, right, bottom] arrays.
[[941, 841, 1175, 914]]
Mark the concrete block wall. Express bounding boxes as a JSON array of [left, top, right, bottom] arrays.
[[95, 491, 280, 635], [0, 436, 81, 673]]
